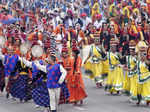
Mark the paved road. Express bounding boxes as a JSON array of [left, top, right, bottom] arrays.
[[0, 78, 150, 112]]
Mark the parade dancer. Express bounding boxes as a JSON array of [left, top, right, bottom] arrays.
[[10, 57, 32, 102], [28, 27, 43, 46], [59, 42, 71, 104], [31, 65, 50, 112], [23, 54, 67, 112], [136, 42, 150, 106], [70, 42, 87, 105], [84, 35, 106, 88], [0, 46, 19, 99], [123, 40, 138, 102], [36, 55, 67, 112], [105, 38, 124, 94], [21, 46, 50, 111]]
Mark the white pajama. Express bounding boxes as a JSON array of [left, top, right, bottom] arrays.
[[48, 88, 61, 110]]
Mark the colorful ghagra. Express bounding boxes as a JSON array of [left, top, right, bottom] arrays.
[[61, 57, 74, 104], [32, 61, 50, 107], [10, 60, 32, 101], [105, 52, 124, 93], [84, 45, 105, 84], [137, 61, 150, 102], [124, 56, 138, 101], [69, 56, 87, 102]]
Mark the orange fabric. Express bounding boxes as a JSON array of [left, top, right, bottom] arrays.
[[131, 0, 136, 4], [0, 27, 3, 36], [41, 54, 47, 60], [147, 0, 150, 4], [79, 30, 85, 39], [62, 57, 74, 82], [5, 41, 11, 47], [54, 25, 66, 35], [26, 51, 31, 60], [14, 47, 21, 55], [63, 56, 87, 102], [28, 32, 34, 41], [28, 32, 43, 41], [38, 33, 43, 41], [147, 3, 150, 14], [78, 30, 85, 46], [28, 69, 32, 79], [2, 48, 7, 54], [14, 49, 21, 56]]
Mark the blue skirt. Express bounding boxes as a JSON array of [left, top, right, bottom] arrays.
[[59, 82, 70, 104], [32, 81, 50, 107], [10, 75, 32, 101]]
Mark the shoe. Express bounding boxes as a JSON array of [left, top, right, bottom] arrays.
[[110, 91, 113, 95], [80, 100, 83, 105], [146, 101, 150, 106], [96, 83, 102, 88], [6, 93, 9, 99], [104, 86, 108, 91], [117, 91, 120, 95], [35, 105, 40, 108], [136, 102, 140, 106], [73, 102, 77, 106]]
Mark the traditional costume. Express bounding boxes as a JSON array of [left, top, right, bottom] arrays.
[[23, 58, 50, 108], [60, 43, 72, 104], [105, 38, 124, 94], [70, 45, 87, 104], [123, 40, 138, 101], [84, 35, 106, 87], [0, 46, 19, 98], [136, 43, 150, 105], [23, 55, 67, 112], [91, 0, 100, 20], [10, 59, 32, 102]]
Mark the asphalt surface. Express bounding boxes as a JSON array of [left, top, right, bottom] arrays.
[[0, 77, 150, 112]]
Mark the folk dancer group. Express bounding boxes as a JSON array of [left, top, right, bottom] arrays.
[[84, 37, 150, 106], [0, 39, 87, 112]]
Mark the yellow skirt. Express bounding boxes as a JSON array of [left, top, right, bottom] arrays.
[[141, 80, 150, 101], [102, 60, 109, 74], [106, 68, 115, 86], [130, 74, 138, 101], [84, 61, 103, 80], [106, 67, 124, 92], [112, 67, 124, 91], [123, 71, 131, 92]]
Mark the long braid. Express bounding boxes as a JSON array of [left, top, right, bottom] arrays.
[[73, 53, 78, 74]]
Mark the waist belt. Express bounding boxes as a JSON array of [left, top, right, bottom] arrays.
[[43, 79, 47, 82], [20, 72, 28, 75]]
